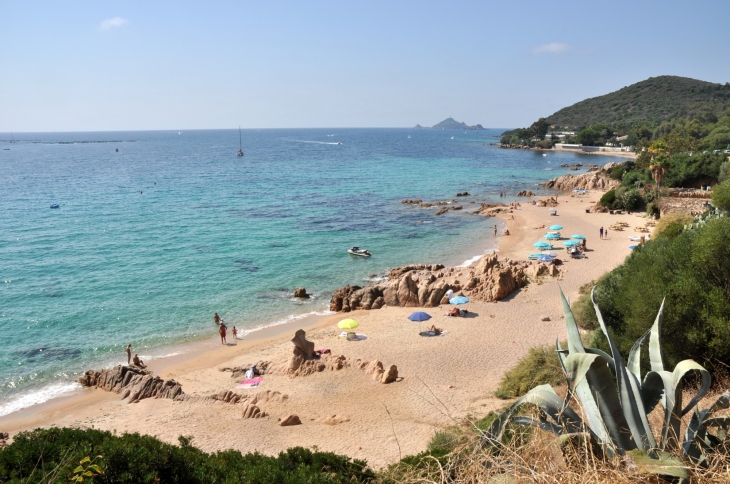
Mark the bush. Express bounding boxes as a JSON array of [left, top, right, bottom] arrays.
[[654, 212, 693, 239], [0, 428, 374, 484], [494, 344, 566, 399], [712, 179, 730, 212], [619, 188, 643, 211], [590, 218, 730, 368], [599, 189, 616, 207], [720, 161, 730, 183]]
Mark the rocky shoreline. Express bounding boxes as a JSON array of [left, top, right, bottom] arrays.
[[329, 253, 560, 313]]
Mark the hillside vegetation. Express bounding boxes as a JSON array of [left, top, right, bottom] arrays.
[[547, 76, 730, 128]]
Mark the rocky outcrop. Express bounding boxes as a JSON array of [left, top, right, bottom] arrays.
[[541, 172, 618, 191], [363, 360, 399, 383], [292, 329, 315, 360], [78, 366, 184, 404], [242, 404, 267, 419], [472, 203, 510, 216], [329, 253, 557, 313], [435, 206, 462, 215], [456, 191, 470, 197], [401, 199, 423, 204], [603, 161, 623, 171], [516, 190, 536, 197], [293, 287, 309, 298], [279, 414, 302, 426]]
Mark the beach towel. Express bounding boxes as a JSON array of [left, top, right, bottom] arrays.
[[236, 377, 263, 389], [347, 334, 368, 341], [419, 330, 448, 337]]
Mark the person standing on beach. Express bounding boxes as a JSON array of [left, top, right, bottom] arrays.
[[231, 326, 238, 343], [599, 227, 604, 239], [494, 225, 497, 237], [219, 322, 227, 345], [214, 312, 220, 324], [605, 228, 608, 239], [126, 344, 131, 365]]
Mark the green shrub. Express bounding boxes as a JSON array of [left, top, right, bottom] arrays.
[[609, 166, 625, 180], [427, 431, 459, 454], [0, 428, 374, 484], [619, 188, 643, 211], [712, 179, 730, 212], [599, 189, 616, 207], [720, 161, 730, 183], [494, 344, 565, 399], [654, 212, 693, 239], [590, 218, 730, 368]]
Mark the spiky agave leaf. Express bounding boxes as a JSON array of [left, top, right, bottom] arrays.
[[481, 384, 584, 450], [625, 449, 689, 481], [683, 392, 730, 464], [591, 287, 657, 453]]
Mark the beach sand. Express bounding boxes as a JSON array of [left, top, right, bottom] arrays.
[[0, 193, 654, 468]]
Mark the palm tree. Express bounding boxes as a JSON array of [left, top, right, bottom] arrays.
[[648, 141, 670, 193]]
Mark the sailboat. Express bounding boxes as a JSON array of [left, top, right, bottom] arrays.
[[236, 126, 244, 157]]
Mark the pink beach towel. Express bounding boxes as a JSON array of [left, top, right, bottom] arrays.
[[237, 377, 263, 389]]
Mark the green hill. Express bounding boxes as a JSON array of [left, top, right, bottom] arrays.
[[546, 76, 730, 128]]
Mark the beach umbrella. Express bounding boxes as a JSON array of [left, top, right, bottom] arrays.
[[571, 234, 586, 240], [549, 225, 563, 230], [534, 241, 551, 248], [563, 240, 579, 247], [337, 318, 359, 330], [544, 233, 560, 240], [629, 245, 638, 249], [450, 296, 469, 305], [408, 312, 432, 322]]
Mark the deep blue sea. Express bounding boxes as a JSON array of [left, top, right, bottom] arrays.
[[0, 128, 623, 415]]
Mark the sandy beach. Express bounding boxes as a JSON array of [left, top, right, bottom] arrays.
[[0, 191, 653, 469]]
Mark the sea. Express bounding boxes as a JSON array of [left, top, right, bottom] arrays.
[[0, 128, 623, 416]]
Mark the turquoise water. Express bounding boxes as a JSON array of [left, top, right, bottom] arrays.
[[0, 128, 620, 415]]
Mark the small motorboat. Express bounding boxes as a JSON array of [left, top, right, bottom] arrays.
[[348, 247, 371, 257], [50, 204, 60, 209]]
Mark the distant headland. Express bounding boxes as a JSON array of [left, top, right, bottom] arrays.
[[414, 117, 484, 130]]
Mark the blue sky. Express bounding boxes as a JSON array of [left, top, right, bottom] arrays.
[[1, 0, 729, 131]]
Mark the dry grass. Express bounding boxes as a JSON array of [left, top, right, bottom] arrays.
[[377, 383, 730, 483]]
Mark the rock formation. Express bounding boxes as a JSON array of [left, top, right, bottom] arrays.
[[293, 287, 309, 298], [291, 329, 315, 360], [329, 253, 558, 313], [541, 172, 618, 191], [279, 414, 302, 426], [435, 205, 462, 215], [242, 404, 267, 419], [516, 190, 536, 197], [456, 191, 470, 197], [78, 366, 184, 404]]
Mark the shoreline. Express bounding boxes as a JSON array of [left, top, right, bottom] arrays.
[[0, 185, 651, 468], [496, 144, 637, 159]]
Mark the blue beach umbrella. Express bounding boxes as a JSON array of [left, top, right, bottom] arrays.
[[564, 240, 579, 247], [534, 241, 551, 249], [629, 245, 638, 249], [544, 233, 560, 240], [549, 225, 563, 230], [571, 234, 586, 240], [450, 296, 469, 305], [408, 312, 432, 322]]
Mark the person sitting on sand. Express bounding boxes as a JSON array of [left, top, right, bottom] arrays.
[[503, 229, 510, 236], [132, 353, 146, 369], [428, 325, 444, 335]]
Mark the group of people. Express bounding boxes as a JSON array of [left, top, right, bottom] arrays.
[[215, 312, 238, 345], [125, 344, 146, 369], [599, 227, 609, 239]]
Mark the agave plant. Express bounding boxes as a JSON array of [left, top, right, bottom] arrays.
[[481, 287, 730, 481]]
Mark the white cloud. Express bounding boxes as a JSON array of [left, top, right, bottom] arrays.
[[533, 42, 573, 54], [99, 17, 127, 31]]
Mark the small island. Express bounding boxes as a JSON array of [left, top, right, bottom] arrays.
[[414, 117, 484, 130]]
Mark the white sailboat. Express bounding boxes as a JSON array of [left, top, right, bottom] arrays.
[[237, 126, 244, 157]]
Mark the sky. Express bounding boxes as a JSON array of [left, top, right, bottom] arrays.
[[2, 0, 730, 132]]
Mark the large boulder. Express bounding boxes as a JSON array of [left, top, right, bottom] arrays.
[[293, 287, 309, 298], [541, 172, 618, 191], [78, 366, 184, 404], [279, 414, 302, 426], [291, 329, 315, 360]]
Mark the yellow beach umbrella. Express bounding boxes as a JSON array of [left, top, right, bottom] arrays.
[[337, 318, 360, 330]]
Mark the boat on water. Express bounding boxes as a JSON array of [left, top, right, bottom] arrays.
[[450, 136, 455, 140], [237, 126, 244, 157], [407, 135, 411, 139], [50, 204, 60, 209], [348, 247, 371, 257]]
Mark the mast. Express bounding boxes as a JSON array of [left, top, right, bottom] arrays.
[[239, 126, 242, 150]]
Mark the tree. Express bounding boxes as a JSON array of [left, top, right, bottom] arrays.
[[712, 179, 730, 212], [529, 118, 550, 140], [650, 154, 669, 190], [577, 127, 601, 146]]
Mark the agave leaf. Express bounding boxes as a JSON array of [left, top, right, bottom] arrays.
[[481, 384, 584, 449], [674, 360, 711, 417], [584, 347, 615, 373], [703, 415, 730, 431], [627, 329, 651, 381], [642, 370, 676, 448], [649, 298, 666, 372], [559, 286, 585, 355], [512, 416, 566, 436], [591, 287, 657, 453], [563, 352, 633, 453], [625, 449, 688, 481], [556, 338, 568, 377], [683, 392, 730, 463]]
